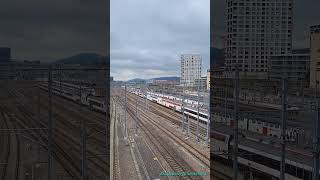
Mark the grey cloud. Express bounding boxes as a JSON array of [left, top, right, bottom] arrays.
[[111, 0, 210, 81]]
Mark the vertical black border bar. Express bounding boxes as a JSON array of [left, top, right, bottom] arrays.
[[106, 0, 110, 178], [209, 0, 214, 178]]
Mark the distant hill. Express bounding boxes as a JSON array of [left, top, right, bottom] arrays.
[[54, 53, 106, 65], [126, 76, 179, 83], [127, 78, 146, 83], [150, 76, 179, 81]]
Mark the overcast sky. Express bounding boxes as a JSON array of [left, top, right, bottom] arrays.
[[111, 0, 210, 81], [0, 0, 107, 62], [211, 0, 320, 48]]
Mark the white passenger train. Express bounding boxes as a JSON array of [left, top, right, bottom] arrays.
[[130, 88, 302, 141], [212, 128, 314, 180], [128, 89, 210, 124], [39, 82, 107, 113]]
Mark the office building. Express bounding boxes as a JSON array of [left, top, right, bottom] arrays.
[[309, 25, 320, 88], [224, 0, 293, 78], [180, 54, 202, 86]]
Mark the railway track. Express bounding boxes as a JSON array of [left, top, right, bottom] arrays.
[[110, 99, 120, 180], [124, 93, 229, 180], [127, 93, 208, 140], [114, 96, 194, 179], [20, 90, 108, 179], [4, 87, 109, 179], [114, 93, 209, 180], [0, 110, 20, 180]]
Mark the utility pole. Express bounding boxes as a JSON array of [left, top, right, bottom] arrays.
[[313, 73, 320, 180], [37, 83, 41, 160], [280, 77, 287, 180], [144, 83, 147, 112], [135, 97, 138, 135], [115, 102, 117, 122], [187, 114, 190, 137], [124, 84, 128, 140], [60, 65, 62, 96], [196, 79, 201, 142], [225, 85, 227, 122], [206, 95, 210, 146], [47, 66, 52, 180], [182, 82, 185, 132], [233, 65, 239, 180], [79, 81, 87, 180]]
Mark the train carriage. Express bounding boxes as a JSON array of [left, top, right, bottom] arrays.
[[213, 127, 313, 180]]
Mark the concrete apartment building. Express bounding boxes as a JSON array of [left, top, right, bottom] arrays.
[[180, 54, 202, 86], [309, 25, 320, 88], [224, 0, 293, 79]]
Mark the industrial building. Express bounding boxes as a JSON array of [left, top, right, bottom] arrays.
[[194, 76, 207, 91], [224, 0, 293, 79], [268, 54, 310, 89], [180, 54, 202, 86]]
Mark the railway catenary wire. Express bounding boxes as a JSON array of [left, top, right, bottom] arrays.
[[114, 93, 210, 179], [5, 87, 108, 179], [6, 84, 105, 179], [112, 91, 168, 180], [34, 83, 112, 178], [35, 83, 225, 179], [126, 92, 208, 139], [14, 88, 109, 178], [113, 96, 201, 180], [0, 111, 10, 180], [114, 92, 210, 166], [0, 110, 20, 180], [1, 94, 81, 179], [114, 91, 233, 179], [15, 85, 108, 147]]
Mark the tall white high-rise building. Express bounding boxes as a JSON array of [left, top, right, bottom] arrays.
[[225, 0, 293, 78], [180, 54, 202, 86]]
